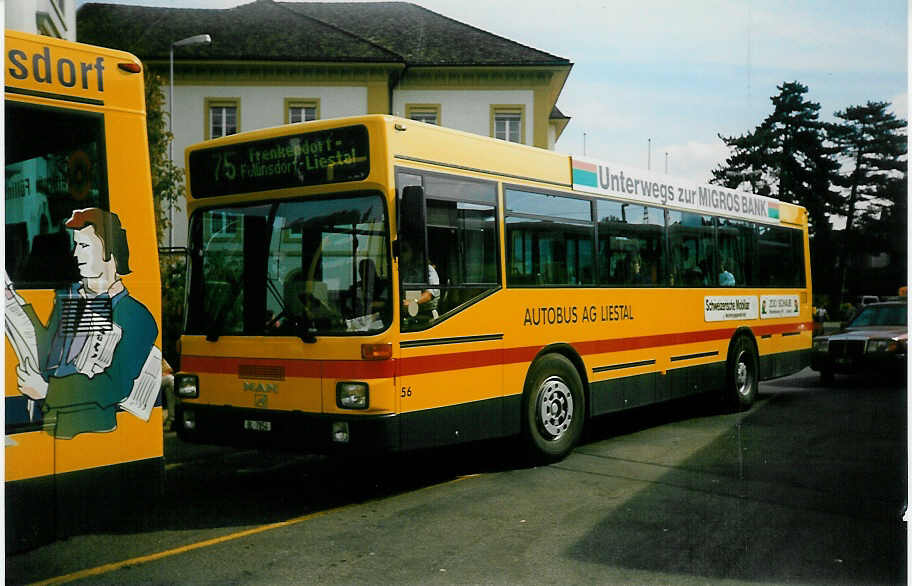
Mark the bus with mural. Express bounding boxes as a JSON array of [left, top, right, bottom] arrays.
[[174, 114, 811, 462], [5, 30, 164, 551]]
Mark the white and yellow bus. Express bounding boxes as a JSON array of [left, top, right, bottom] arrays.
[[175, 115, 812, 461], [5, 31, 163, 551]]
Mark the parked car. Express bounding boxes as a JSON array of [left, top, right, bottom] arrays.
[[811, 301, 907, 383], [859, 295, 881, 307]]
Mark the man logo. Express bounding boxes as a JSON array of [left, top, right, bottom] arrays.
[[243, 382, 278, 393], [254, 394, 268, 408]]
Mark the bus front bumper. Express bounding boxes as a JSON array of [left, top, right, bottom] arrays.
[[175, 403, 400, 453]]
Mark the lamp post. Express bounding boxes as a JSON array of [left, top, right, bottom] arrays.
[[169, 33, 211, 250]]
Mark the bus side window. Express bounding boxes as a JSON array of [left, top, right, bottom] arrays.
[[596, 200, 665, 287], [401, 172, 499, 330], [5, 103, 109, 289]]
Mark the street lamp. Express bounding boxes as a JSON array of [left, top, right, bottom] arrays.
[[169, 33, 211, 250]]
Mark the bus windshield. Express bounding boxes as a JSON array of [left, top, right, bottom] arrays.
[[186, 193, 391, 339]]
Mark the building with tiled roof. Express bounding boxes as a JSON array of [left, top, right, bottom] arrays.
[[76, 0, 573, 247]]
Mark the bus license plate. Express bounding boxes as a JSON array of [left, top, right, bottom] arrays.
[[244, 419, 271, 432]]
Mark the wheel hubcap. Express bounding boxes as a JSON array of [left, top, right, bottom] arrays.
[[537, 376, 573, 440], [736, 351, 751, 397]]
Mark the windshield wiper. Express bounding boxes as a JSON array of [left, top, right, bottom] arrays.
[[290, 309, 317, 343]]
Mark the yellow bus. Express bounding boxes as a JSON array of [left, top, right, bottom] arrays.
[[176, 115, 811, 462], [5, 30, 163, 551]]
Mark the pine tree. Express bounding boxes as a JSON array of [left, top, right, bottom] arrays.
[[827, 101, 907, 304], [828, 101, 906, 238], [712, 82, 839, 239]]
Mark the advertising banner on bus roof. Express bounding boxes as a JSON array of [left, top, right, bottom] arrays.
[[571, 156, 782, 224]]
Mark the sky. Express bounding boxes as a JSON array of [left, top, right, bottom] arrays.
[[74, 0, 908, 184]]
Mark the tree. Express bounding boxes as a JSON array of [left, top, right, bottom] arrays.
[[144, 69, 187, 366], [711, 82, 840, 241], [144, 70, 184, 244], [828, 101, 906, 241], [827, 101, 906, 304]]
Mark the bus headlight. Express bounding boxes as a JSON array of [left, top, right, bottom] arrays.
[[336, 382, 369, 409], [176, 374, 200, 398]]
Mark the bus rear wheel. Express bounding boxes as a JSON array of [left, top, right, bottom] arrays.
[[522, 354, 585, 462], [726, 334, 758, 410]]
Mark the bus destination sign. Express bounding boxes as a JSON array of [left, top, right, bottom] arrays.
[[189, 124, 370, 198]]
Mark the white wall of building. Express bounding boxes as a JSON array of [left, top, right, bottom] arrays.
[[167, 84, 368, 247], [165, 85, 535, 247], [6, 0, 76, 40], [393, 89, 534, 145]]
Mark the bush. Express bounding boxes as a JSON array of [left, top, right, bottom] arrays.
[[160, 252, 186, 368]]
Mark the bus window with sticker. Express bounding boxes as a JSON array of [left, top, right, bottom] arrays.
[[5, 102, 109, 289]]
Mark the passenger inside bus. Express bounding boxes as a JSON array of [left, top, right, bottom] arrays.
[[399, 239, 440, 321], [719, 261, 736, 286], [628, 254, 650, 285]]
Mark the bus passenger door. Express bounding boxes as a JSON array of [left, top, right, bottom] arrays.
[[396, 178, 504, 450]]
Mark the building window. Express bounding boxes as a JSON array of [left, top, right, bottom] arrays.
[[492, 106, 524, 143], [285, 99, 319, 124], [205, 98, 240, 139], [406, 104, 441, 125], [208, 211, 240, 238]]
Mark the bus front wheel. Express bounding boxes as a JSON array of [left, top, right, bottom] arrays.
[[522, 354, 585, 462], [726, 334, 758, 410]]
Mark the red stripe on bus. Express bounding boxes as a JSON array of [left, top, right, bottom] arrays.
[[182, 321, 812, 379], [400, 321, 812, 376]]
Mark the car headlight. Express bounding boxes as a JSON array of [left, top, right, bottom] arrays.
[[175, 374, 199, 398], [867, 339, 903, 353], [336, 382, 369, 409], [813, 337, 829, 351]]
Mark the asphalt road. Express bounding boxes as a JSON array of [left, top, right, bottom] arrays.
[[8, 368, 907, 585]]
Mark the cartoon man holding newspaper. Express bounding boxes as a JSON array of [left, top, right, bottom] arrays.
[[5, 208, 161, 439]]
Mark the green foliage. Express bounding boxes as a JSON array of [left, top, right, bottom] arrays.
[[144, 67, 187, 363], [711, 82, 840, 240], [711, 82, 908, 302], [827, 101, 907, 304], [144, 69, 185, 245], [828, 101, 907, 235], [160, 252, 186, 367]]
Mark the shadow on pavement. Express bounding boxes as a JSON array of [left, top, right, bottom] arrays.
[[565, 373, 907, 584]]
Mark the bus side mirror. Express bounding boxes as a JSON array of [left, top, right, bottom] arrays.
[[398, 186, 427, 268]]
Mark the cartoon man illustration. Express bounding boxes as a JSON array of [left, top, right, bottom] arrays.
[[8, 208, 160, 439]]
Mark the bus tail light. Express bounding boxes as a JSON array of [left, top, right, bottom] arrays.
[[117, 62, 142, 73], [176, 374, 199, 398], [336, 382, 369, 409], [361, 343, 392, 360]]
